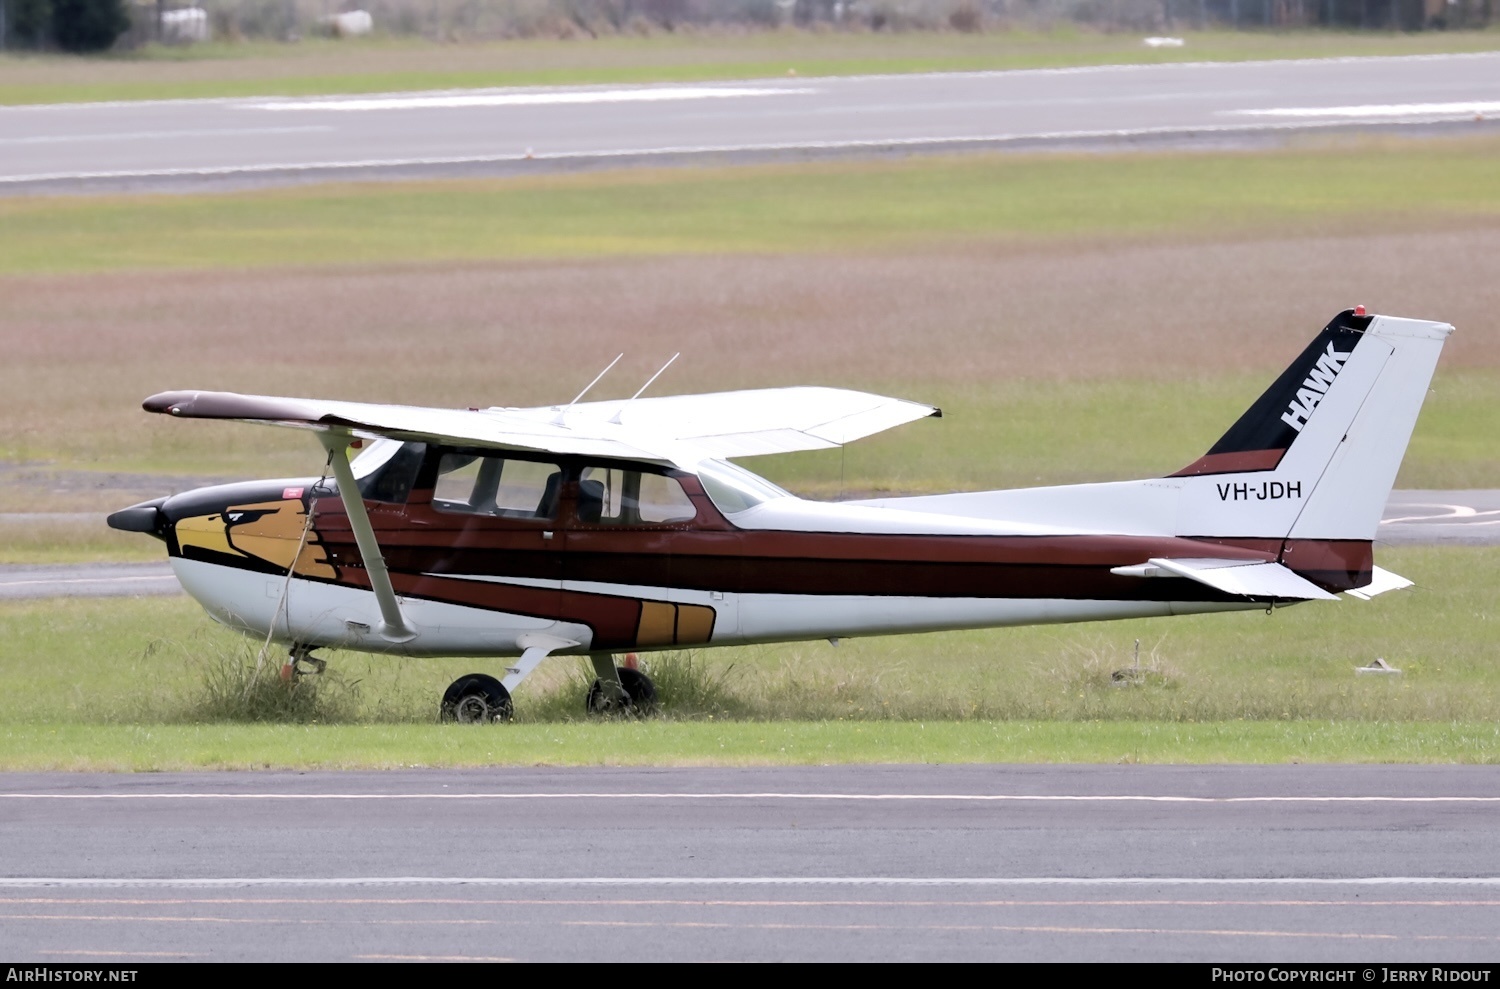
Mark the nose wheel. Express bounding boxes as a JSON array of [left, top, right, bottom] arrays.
[[281, 644, 326, 680], [440, 673, 514, 723]]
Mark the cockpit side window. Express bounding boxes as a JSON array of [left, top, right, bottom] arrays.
[[432, 450, 561, 520], [577, 466, 697, 526]]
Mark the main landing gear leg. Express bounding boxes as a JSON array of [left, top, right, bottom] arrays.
[[586, 654, 657, 716], [438, 634, 578, 725]]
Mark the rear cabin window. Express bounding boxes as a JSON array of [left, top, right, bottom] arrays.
[[577, 466, 697, 526], [432, 452, 562, 520]]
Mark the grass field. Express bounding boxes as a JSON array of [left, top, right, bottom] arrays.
[[2, 28, 1498, 104], [3, 139, 1498, 506], [0, 546, 1494, 768]]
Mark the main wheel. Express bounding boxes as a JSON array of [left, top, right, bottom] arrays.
[[440, 673, 513, 724], [585, 667, 657, 717]]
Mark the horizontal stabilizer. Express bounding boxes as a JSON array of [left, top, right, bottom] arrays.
[[1344, 566, 1413, 601], [1111, 557, 1338, 601]]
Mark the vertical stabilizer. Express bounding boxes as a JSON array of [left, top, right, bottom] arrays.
[[1169, 309, 1452, 548]]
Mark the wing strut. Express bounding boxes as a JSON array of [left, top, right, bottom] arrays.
[[318, 432, 416, 643]]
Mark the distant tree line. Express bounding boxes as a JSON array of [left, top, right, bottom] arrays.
[[2, 0, 130, 50], [0, 0, 1489, 54]]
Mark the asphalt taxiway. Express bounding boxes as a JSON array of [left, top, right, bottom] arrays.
[[3, 765, 1499, 962]]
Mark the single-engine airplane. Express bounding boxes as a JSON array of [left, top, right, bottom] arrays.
[[108, 308, 1450, 721]]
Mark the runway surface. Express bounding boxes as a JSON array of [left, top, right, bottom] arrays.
[[1, 490, 1492, 601], [3, 52, 1499, 193], [2, 766, 1499, 962], [1379, 490, 1500, 546]]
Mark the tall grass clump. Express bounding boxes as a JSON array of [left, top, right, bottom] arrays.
[[182, 645, 364, 724], [514, 651, 748, 721], [640, 651, 748, 719]]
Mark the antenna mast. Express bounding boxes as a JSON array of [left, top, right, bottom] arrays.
[[610, 353, 680, 424], [554, 353, 623, 425]]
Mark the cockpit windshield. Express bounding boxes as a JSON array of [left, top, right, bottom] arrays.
[[354, 439, 426, 504], [350, 438, 405, 479], [695, 459, 792, 516]]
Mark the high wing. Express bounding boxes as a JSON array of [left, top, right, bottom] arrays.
[[143, 387, 939, 468], [571, 387, 942, 458]]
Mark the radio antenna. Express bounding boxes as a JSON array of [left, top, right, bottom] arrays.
[[610, 353, 679, 424], [555, 353, 623, 424]]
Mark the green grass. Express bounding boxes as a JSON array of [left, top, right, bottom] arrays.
[[7, 139, 1500, 273], [3, 721, 1498, 770], [0, 546, 1495, 767], [2, 29, 1497, 105]]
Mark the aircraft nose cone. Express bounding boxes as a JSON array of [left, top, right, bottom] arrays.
[[106, 497, 168, 538]]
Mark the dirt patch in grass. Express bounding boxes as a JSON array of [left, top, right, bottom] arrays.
[[4, 225, 1495, 389], [3, 223, 1496, 498]]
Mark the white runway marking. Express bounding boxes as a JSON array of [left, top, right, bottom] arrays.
[[251, 87, 816, 112], [5, 790, 1499, 803], [1382, 504, 1500, 525], [1230, 100, 1500, 119], [3, 877, 1499, 888], [0, 126, 331, 146]]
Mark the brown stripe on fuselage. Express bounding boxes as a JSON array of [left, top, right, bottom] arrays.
[[1169, 449, 1287, 477], [313, 508, 1282, 602]]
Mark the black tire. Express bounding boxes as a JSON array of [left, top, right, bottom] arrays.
[[440, 673, 513, 724], [585, 667, 657, 717]]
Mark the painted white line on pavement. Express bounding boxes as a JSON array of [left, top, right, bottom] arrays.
[[251, 86, 815, 112], [2, 876, 1499, 888], [1230, 100, 1500, 118], [4, 791, 1499, 803]]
